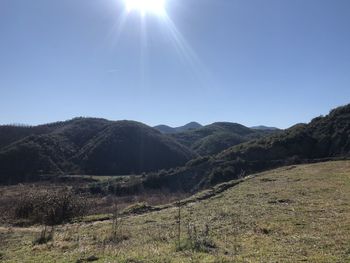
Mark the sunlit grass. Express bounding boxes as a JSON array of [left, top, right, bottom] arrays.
[[1, 161, 350, 262]]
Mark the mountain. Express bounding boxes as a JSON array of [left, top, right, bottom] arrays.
[[0, 124, 54, 150], [154, 122, 202, 134], [171, 122, 277, 155], [126, 104, 350, 194], [3, 103, 350, 189], [153, 125, 175, 134], [0, 118, 110, 150], [75, 121, 196, 175], [220, 105, 350, 162], [0, 118, 196, 184], [250, 125, 280, 131]]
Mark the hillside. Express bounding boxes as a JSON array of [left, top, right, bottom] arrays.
[[0, 118, 102, 150], [0, 118, 196, 183], [76, 121, 196, 175], [125, 104, 350, 194], [1, 161, 349, 262], [154, 122, 203, 134], [219, 104, 350, 161], [171, 122, 276, 155], [1, 103, 349, 188], [0, 125, 54, 150], [250, 125, 280, 131]]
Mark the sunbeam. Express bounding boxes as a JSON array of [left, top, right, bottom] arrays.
[[108, 0, 213, 89], [124, 0, 166, 16]]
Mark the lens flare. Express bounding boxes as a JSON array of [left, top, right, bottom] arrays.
[[124, 0, 166, 16], [109, 0, 212, 89]]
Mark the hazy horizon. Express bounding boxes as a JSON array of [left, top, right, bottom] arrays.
[[0, 106, 339, 130]]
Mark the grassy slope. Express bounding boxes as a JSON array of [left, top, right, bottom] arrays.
[[1, 161, 350, 262]]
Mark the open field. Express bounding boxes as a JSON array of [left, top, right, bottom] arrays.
[[1, 160, 350, 262]]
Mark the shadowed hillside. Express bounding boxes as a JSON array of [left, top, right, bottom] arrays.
[[76, 121, 196, 175], [250, 125, 280, 131], [120, 104, 350, 194], [154, 122, 203, 134], [171, 122, 277, 155], [0, 118, 196, 184], [0, 118, 111, 150], [2, 104, 350, 189], [0, 124, 55, 150], [220, 104, 350, 161], [0, 119, 276, 184]]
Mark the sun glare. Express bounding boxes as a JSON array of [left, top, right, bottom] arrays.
[[124, 0, 166, 16], [114, 0, 205, 84]]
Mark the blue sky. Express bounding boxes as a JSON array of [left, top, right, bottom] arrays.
[[1, 0, 350, 128]]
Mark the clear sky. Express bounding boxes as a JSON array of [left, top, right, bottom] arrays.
[[1, 0, 350, 128]]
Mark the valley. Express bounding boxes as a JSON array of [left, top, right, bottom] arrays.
[[0, 104, 350, 262], [2, 1, 349, 261]]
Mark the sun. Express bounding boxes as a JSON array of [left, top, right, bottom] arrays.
[[124, 0, 166, 16]]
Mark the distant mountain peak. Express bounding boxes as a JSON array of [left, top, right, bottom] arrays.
[[154, 122, 202, 134], [250, 125, 280, 131], [185, 121, 202, 126]]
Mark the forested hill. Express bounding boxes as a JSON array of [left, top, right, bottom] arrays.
[[0, 118, 196, 184], [2, 104, 349, 188], [154, 122, 202, 134], [220, 104, 350, 161], [171, 122, 277, 155], [132, 104, 350, 193]]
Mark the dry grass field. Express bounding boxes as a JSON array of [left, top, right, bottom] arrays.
[[1, 160, 350, 262]]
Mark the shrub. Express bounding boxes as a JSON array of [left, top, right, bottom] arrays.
[[222, 166, 236, 180], [104, 202, 130, 244], [175, 203, 215, 253], [176, 223, 216, 253], [186, 156, 210, 167], [143, 173, 162, 189], [33, 226, 54, 245], [208, 167, 224, 185], [123, 202, 153, 214], [14, 189, 88, 225], [88, 183, 104, 195]]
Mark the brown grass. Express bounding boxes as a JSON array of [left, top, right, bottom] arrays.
[[0, 161, 350, 262]]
